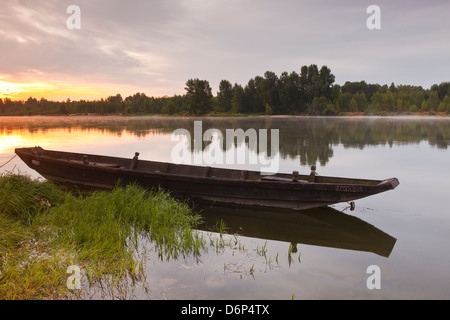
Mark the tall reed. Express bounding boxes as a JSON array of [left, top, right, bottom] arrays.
[[0, 173, 205, 299]]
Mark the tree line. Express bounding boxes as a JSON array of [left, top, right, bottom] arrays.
[[1, 65, 449, 116]]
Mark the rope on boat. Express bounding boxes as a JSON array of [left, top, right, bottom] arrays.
[[0, 154, 17, 169]]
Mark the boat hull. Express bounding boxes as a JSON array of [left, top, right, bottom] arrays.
[[15, 147, 399, 210]]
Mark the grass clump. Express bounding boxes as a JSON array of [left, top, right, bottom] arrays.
[[0, 173, 205, 299], [40, 183, 205, 263], [0, 173, 66, 224]]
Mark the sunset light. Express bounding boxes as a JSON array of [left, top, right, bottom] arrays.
[[0, 81, 22, 99], [0, 133, 23, 154], [0, 79, 57, 101], [0, 126, 136, 156], [0, 78, 131, 102]]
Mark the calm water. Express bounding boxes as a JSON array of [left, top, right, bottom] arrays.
[[1, 115, 450, 299]]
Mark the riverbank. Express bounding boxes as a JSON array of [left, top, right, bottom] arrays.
[[0, 173, 205, 299], [0, 110, 449, 119]]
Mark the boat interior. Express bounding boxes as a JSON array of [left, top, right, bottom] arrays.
[[21, 146, 383, 186]]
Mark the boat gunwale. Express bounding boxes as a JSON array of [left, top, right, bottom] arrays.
[[15, 147, 397, 191]]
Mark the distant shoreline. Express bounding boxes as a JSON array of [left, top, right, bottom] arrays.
[[0, 111, 449, 119]]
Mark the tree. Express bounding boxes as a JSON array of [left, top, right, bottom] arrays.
[[305, 64, 320, 103], [184, 79, 213, 115], [354, 92, 368, 112], [240, 78, 264, 114], [231, 84, 245, 114], [337, 92, 353, 112], [162, 100, 176, 114], [421, 91, 439, 111], [216, 79, 233, 112], [243, 79, 256, 113], [318, 65, 335, 99], [258, 71, 280, 113], [411, 91, 425, 108], [441, 96, 450, 113], [298, 64, 336, 107], [346, 93, 368, 112], [349, 96, 359, 112], [431, 82, 450, 101], [279, 71, 301, 114], [298, 65, 309, 108], [368, 91, 383, 113], [342, 81, 367, 95], [437, 95, 450, 113], [107, 94, 123, 103], [382, 90, 396, 112], [308, 96, 335, 115]]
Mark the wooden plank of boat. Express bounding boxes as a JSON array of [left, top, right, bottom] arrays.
[[15, 146, 400, 210]]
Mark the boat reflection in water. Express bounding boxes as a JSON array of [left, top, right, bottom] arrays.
[[195, 204, 397, 258]]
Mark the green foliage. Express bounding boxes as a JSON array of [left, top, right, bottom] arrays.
[[231, 84, 245, 114], [352, 92, 368, 112], [217, 79, 233, 112], [308, 96, 337, 115], [279, 71, 301, 114], [185, 78, 213, 115], [409, 104, 418, 113], [264, 103, 273, 115], [421, 91, 439, 111], [439, 96, 450, 113], [0, 173, 66, 224], [0, 69, 448, 117], [0, 174, 205, 299]]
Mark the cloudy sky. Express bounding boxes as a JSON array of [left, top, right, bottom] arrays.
[[1, 0, 449, 101]]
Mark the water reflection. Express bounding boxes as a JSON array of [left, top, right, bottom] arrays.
[[1, 116, 449, 167], [2, 116, 449, 299], [196, 204, 397, 258]]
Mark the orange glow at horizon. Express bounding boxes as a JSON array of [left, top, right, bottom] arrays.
[[0, 81, 24, 99], [0, 79, 137, 102]]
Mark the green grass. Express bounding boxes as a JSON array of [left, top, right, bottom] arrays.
[[0, 173, 205, 299]]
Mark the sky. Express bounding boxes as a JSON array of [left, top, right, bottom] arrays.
[[0, 0, 449, 101]]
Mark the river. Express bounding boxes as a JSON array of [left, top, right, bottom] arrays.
[[1, 115, 449, 299]]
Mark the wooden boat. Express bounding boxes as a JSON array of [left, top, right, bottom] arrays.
[[15, 146, 399, 210]]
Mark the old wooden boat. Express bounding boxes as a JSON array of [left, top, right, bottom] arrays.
[[15, 146, 399, 210]]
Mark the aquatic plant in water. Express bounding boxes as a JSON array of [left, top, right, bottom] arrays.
[[0, 173, 205, 299]]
